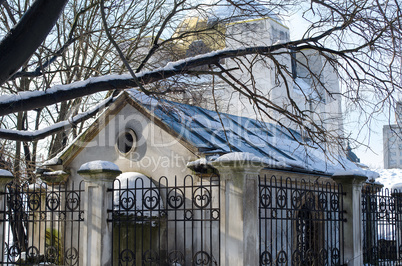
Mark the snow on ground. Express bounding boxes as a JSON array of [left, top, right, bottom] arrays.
[[373, 168, 402, 189]]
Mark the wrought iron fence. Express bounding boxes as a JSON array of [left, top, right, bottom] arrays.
[[362, 185, 402, 265], [0, 181, 84, 265], [108, 174, 220, 266], [259, 175, 345, 265]]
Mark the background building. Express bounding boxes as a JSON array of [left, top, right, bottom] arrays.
[[168, 0, 344, 138], [383, 101, 402, 168]]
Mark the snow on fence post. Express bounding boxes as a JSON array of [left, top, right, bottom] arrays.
[[78, 161, 121, 266], [332, 172, 367, 266], [211, 152, 268, 266], [0, 170, 13, 263]]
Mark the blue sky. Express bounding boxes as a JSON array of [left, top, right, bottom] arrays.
[[285, 10, 390, 169]]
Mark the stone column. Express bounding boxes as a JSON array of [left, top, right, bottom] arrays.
[[78, 161, 121, 266], [211, 153, 267, 266], [0, 170, 14, 263], [332, 172, 367, 266]]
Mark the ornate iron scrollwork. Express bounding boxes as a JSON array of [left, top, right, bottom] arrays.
[[260, 251, 272, 265], [168, 250, 185, 264], [193, 251, 211, 265], [65, 247, 79, 266], [142, 188, 160, 210], [119, 189, 136, 210], [193, 186, 211, 209], [46, 191, 60, 211], [119, 249, 135, 264], [167, 188, 185, 209], [66, 191, 80, 211], [28, 192, 41, 211]]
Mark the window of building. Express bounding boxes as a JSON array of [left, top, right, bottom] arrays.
[[390, 160, 397, 166], [116, 129, 137, 155]]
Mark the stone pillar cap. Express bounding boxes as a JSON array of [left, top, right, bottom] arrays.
[[78, 160, 121, 174], [0, 169, 14, 191], [0, 169, 13, 179], [392, 183, 402, 193], [332, 170, 368, 184], [78, 160, 122, 182]]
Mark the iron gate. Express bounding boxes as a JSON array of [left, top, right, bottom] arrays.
[[0, 181, 84, 265], [108, 174, 220, 265], [259, 175, 345, 265], [362, 185, 402, 265]]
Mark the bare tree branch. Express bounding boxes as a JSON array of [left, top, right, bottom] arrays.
[[0, 95, 115, 141], [0, 0, 69, 86]]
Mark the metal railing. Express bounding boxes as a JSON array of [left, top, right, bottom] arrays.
[[362, 185, 402, 265], [0, 181, 84, 265], [108, 174, 220, 265], [259, 175, 345, 265]]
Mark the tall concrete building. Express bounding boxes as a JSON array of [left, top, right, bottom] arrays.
[[169, 0, 344, 137], [383, 101, 402, 168]]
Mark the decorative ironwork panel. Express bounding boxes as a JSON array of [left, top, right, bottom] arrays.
[[259, 175, 345, 265], [362, 185, 402, 265], [108, 174, 220, 265], [0, 181, 84, 265]]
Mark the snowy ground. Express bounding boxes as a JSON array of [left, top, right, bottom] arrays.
[[373, 168, 402, 189]]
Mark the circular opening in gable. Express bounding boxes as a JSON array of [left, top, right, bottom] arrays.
[[116, 129, 137, 155]]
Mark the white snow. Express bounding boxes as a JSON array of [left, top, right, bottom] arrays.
[[0, 95, 114, 139], [0, 75, 130, 106], [213, 152, 271, 164], [0, 169, 13, 177], [332, 169, 377, 179], [187, 158, 209, 168], [374, 168, 402, 189], [392, 183, 402, 191], [79, 160, 120, 172], [42, 157, 61, 166], [42, 170, 67, 176], [113, 172, 164, 220], [28, 178, 47, 190]]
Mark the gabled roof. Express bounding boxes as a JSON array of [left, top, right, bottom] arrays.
[[126, 90, 361, 175], [50, 89, 364, 175]]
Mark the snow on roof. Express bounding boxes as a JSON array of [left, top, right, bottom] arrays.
[[127, 89, 363, 175]]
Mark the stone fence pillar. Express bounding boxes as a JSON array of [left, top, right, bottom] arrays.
[[211, 153, 267, 266], [78, 161, 121, 266], [0, 170, 13, 263], [333, 172, 367, 266]]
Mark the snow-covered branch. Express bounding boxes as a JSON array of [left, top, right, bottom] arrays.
[[0, 42, 327, 116], [0, 96, 115, 141]]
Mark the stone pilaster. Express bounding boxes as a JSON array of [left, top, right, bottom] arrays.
[[78, 161, 121, 266], [333, 173, 367, 266], [211, 153, 267, 266], [0, 170, 14, 263]]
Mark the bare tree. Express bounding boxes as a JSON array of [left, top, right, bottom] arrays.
[[0, 0, 400, 176]]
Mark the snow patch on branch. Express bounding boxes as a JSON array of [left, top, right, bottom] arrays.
[[0, 95, 115, 141]]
